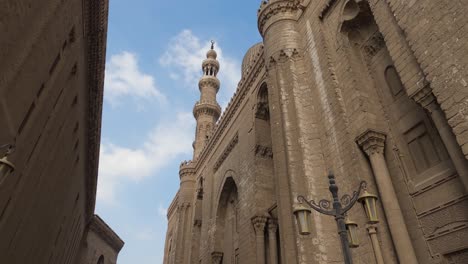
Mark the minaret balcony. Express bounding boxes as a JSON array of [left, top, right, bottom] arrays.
[[193, 100, 221, 120]]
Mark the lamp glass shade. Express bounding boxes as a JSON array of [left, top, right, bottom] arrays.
[[0, 157, 14, 185], [293, 204, 312, 235], [359, 190, 379, 223], [345, 219, 359, 248]]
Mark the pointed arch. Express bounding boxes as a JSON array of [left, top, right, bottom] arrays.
[[213, 174, 239, 263]]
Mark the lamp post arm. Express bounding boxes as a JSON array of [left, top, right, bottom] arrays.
[[341, 181, 367, 214], [297, 195, 335, 216]]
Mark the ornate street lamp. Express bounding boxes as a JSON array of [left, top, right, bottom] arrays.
[[0, 144, 15, 185], [295, 172, 368, 264], [358, 189, 379, 223]]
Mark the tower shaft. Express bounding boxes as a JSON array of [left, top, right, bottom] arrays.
[[193, 44, 221, 159]]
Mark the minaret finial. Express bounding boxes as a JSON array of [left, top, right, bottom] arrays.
[[211, 40, 215, 50]]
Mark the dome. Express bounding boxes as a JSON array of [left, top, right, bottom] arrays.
[[241, 42, 263, 76], [207, 49, 217, 59]]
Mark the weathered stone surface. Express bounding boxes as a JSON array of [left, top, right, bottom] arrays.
[[0, 1, 123, 263], [165, 1, 468, 263]]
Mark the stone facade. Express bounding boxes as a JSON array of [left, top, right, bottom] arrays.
[[74, 215, 124, 264], [0, 1, 123, 264], [164, 0, 468, 263]]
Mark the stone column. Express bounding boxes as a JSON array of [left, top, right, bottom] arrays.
[[413, 87, 468, 193], [174, 203, 186, 264], [268, 218, 278, 264], [367, 225, 385, 264], [356, 130, 419, 264], [252, 215, 268, 264], [211, 251, 223, 264]]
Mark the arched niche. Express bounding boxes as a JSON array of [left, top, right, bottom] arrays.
[[213, 176, 239, 264], [254, 83, 273, 152]]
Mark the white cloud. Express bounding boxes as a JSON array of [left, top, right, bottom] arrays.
[[97, 112, 195, 205], [159, 30, 241, 106], [157, 204, 168, 218], [135, 228, 156, 241], [105, 51, 167, 106]]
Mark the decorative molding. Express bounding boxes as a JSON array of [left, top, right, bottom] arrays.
[[319, 0, 340, 19], [193, 100, 222, 120], [267, 218, 278, 233], [179, 160, 196, 179], [213, 133, 239, 172], [418, 195, 467, 218], [356, 129, 386, 156], [83, 0, 109, 222], [167, 192, 179, 218], [410, 85, 437, 112], [198, 76, 220, 92], [252, 215, 268, 234], [257, 0, 301, 36], [89, 215, 124, 252], [426, 221, 468, 240], [255, 144, 273, 159], [211, 251, 224, 264]]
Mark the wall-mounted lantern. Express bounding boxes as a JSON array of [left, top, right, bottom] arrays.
[[358, 189, 379, 223], [345, 218, 359, 248], [293, 202, 312, 235]]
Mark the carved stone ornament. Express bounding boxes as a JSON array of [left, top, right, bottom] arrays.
[[211, 251, 224, 264], [194, 219, 202, 227], [252, 215, 268, 234], [198, 76, 220, 92], [179, 160, 196, 179], [362, 31, 385, 57], [410, 85, 437, 112], [255, 144, 273, 159], [267, 218, 278, 233], [356, 129, 386, 156], [255, 101, 270, 120]]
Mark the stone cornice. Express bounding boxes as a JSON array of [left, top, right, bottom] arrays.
[[83, 0, 109, 222], [89, 215, 124, 252], [179, 160, 196, 179], [410, 85, 437, 112], [213, 133, 239, 172], [252, 215, 268, 234], [257, 0, 301, 37], [194, 47, 266, 171], [193, 101, 221, 120], [167, 192, 179, 219], [356, 129, 387, 156]]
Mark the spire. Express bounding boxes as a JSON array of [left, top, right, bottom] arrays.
[[192, 42, 222, 159]]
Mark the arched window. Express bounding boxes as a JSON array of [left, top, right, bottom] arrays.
[[97, 255, 104, 264], [255, 83, 269, 120], [385, 66, 403, 96]]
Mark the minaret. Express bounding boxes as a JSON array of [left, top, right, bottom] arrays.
[[192, 41, 221, 159]]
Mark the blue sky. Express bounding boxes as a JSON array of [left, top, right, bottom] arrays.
[[96, 1, 262, 263]]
